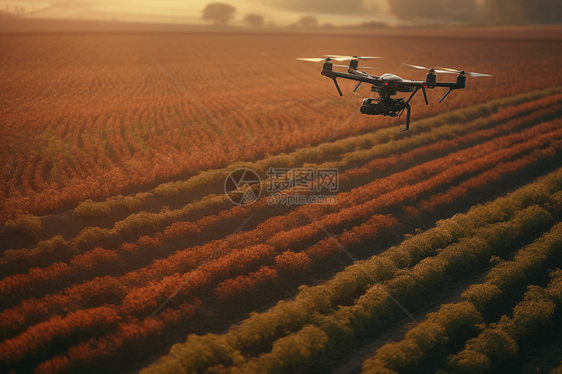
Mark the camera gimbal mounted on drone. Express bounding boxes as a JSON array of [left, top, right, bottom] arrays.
[[297, 55, 492, 131]]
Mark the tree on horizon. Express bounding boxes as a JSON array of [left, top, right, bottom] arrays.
[[202, 3, 237, 26], [243, 13, 264, 27]]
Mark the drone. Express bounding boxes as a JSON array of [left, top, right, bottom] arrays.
[[297, 55, 492, 131]]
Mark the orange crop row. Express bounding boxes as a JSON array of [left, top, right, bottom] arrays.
[[24, 138, 562, 373], [34, 301, 200, 374], [0, 306, 121, 363], [2, 116, 560, 346], [1, 109, 560, 306], [306, 139, 562, 260], [4, 136, 562, 373], [1, 93, 560, 275], [2, 34, 562, 222]]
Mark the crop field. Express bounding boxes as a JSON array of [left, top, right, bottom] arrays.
[[1, 30, 562, 374]]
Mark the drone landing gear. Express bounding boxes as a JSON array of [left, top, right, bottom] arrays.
[[398, 103, 411, 131]]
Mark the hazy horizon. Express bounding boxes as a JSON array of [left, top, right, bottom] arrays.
[[1, 0, 403, 26], [1, 0, 560, 28]]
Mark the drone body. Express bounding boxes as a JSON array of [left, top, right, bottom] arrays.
[[298, 55, 491, 131]]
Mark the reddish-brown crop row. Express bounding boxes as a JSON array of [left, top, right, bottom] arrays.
[[34, 301, 200, 374], [3, 95, 560, 276], [25, 147, 562, 373], [2, 52, 562, 372], [2, 113, 561, 306], [2, 116, 560, 358], [2, 34, 562, 222], [1, 145, 559, 373]]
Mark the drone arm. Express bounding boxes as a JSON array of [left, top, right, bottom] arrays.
[[322, 70, 379, 85]]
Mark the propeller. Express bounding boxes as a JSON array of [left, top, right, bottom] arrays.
[[406, 64, 492, 77], [296, 56, 381, 97], [296, 58, 379, 70], [325, 54, 383, 61], [296, 57, 330, 62], [436, 67, 493, 77], [333, 64, 379, 70], [405, 64, 458, 74]]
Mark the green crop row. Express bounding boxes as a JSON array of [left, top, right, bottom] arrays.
[[10, 91, 562, 264], [363, 302, 483, 374], [3, 214, 42, 239], [74, 86, 562, 219], [73, 194, 146, 217], [2, 87, 561, 264], [360, 222, 562, 374], [1, 194, 230, 262], [446, 270, 562, 374], [2, 235, 67, 262], [220, 205, 551, 374], [140, 168, 562, 374]]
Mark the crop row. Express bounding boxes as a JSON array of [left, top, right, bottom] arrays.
[[4, 162, 562, 374], [60, 102, 562, 247], [3, 115, 562, 326], [1, 84, 559, 249], [4, 33, 562, 224], [127, 168, 562, 373], [360, 221, 562, 373], [68, 88, 560, 228], [3, 101, 561, 269], [25, 183, 558, 374], [213, 206, 552, 374], [448, 271, 562, 374], [70, 88, 562, 219], [139, 173, 562, 374], [2, 135, 561, 372], [3, 116, 560, 307], [2, 46, 503, 225], [9, 86, 562, 258]]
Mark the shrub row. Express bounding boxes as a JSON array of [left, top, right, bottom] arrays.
[[215, 205, 551, 374], [360, 222, 562, 373], [446, 270, 562, 374], [73, 194, 146, 218], [4, 97, 561, 266], [138, 168, 562, 374], [11, 162, 561, 373], [3, 127, 561, 347], [4, 118, 558, 327]]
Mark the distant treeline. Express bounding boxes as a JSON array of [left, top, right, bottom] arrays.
[[488, 0, 562, 24], [387, 0, 562, 24], [387, 0, 480, 23]]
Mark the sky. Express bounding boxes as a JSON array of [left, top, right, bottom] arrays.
[[2, 0, 408, 26]]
